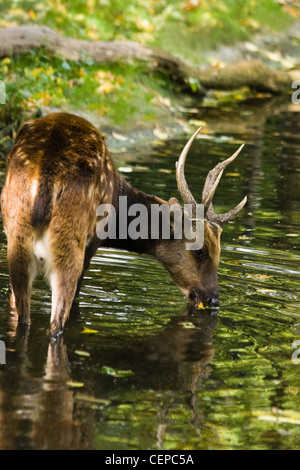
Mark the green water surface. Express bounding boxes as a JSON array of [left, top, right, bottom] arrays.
[[0, 97, 299, 450]]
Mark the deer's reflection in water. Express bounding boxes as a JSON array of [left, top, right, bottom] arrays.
[[0, 305, 217, 450]]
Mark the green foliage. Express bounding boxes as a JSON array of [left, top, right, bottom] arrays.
[[0, 0, 295, 126], [0, 48, 181, 127], [0, 0, 293, 53], [153, 0, 292, 65]]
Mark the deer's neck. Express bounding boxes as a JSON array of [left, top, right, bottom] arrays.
[[101, 176, 167, 256]]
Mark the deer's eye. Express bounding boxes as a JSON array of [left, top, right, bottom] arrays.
[[194, 248, 203, 262]]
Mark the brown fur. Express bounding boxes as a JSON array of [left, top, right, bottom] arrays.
[[1, 112, 224, 336]]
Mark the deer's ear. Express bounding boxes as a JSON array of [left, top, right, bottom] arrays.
[[168, 197, 180, 207], [167, 197, 182, 237]]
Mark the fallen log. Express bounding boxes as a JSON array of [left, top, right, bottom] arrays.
[[0, 25, 292, 94]]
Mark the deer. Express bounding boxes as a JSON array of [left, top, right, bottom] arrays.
[[1, 112, 247, 336]]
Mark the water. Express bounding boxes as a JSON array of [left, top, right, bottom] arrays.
[[0, 96, 299, 450]]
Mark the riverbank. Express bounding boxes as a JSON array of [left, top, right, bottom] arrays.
[[0, 0, 299, 154]]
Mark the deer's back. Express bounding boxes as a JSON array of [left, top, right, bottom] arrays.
[[7, 112, 107, 177], [1, 113, 113, 232]]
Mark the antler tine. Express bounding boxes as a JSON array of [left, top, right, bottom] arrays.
[[208, 195, 248, 226], [176, 127, 202, 206], [202, 144, 245, 207]]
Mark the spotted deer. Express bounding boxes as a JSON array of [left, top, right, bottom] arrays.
[[1, 113, 247, 336]]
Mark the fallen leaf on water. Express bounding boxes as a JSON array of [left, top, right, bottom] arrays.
[[256, 287, 275, 292], [75, 394, 111, 406], [67, 380, 84, 388], [197, 301, 205, 309], [81, 328, 98, 334], [75, 350, 90, 357], [180, 322, 197, 329], [118, 167, 133, 173]]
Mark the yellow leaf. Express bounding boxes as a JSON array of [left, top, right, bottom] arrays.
[[87, 29, 100, 41], [74, 14, 85, 21], [45, 67, 55, 76], [96, 82, 115, 94], [75, 394, 111, 405], [67, 380, 84, 388], [181, 322, 197, 329], [75, 350, 90, 357], [28, 9, 37, 19], [95, 70, 115, 82], [213, 60, 222, 68], [197, 301, 205, 309], [30, 67, 43, 78], [41, 90, 52, 106], [0, 20, 19, 28], [81, 328, 99, 334], [135, 18, 155, 33]]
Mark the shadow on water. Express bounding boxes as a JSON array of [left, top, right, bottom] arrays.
[[0, 95, 300, 450]]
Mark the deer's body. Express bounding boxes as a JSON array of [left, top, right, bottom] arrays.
[[1, 112, 247, 336]]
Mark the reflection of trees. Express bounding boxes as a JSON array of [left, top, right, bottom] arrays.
[[203, 96, 291, 137], [274, 110, 300, 222], [0, 305, 217, 450], [205, 97, 300, 239], [240, 100, 300, 248]]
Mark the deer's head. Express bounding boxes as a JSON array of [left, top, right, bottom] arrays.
[[156, 128, 247, 310]]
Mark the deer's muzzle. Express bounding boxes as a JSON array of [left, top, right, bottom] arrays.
[[188, 287, 219, 310]]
